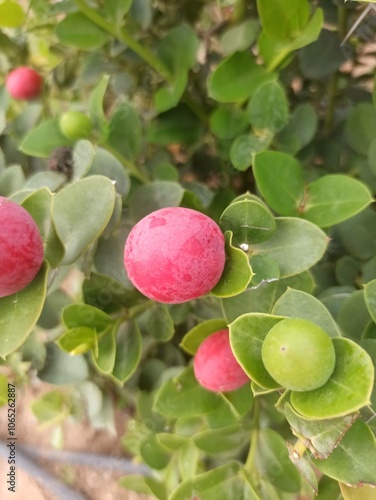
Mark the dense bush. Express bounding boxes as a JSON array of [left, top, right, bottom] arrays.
[[0, 0, 376, 498]]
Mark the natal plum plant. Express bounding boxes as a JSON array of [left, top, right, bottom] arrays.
[[5, 66, 42, 100], [0, 197, 44, 298], [261, 318, 336, 392], [123, 207, 226, 303], [193, 328, 250, 392], [1, 0, 376, 499]]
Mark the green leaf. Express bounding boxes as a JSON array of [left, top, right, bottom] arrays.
[[57, 327, 98, 355], [62, 304, 114, 331], [272, 288, 341, 338], [140, 434, 171, 470], [21, 187, 65, 267], [170, 461, 259, 500], [38, 348, 89, 385], [88, 148, 130, 200], [0, 263, 48, 358], [291, 338, 374, 419], [230, 313, 283, 389], [256, 0, 310, 41], [56, 12, 109, 50], [157, 25, 199, 74], [253, 151, 304, 216], [111, 320, 142, 384], [220, 198, 276, 246], [287, 441, 318, 494], [72, 140, 95, 180], [88, 75, 110, 142], [180, 318, 228, 355], [0, 165, 25, 196], [0, 375, 8, 407], [153, 367, 221, 418], [252, 217, 328, 278], [209, 107, 249, 140], [178, 441, 201, 480], [93, 329, 116, 374], [276, 103, 318, 154], [107, 103, 142, 161], [303, 175, 373, 228], [53, 175, 116, 265], [249, 254, 280, 286], [284, 403, 357, 459], [247, 81, 289, 133], [345, 104, 376, 155], [211, 231, 254, 298], [362, 278, 376, 324], [31, 390, 68, 424], [312, 420, 376, 486], [104, 0, 132, 25], [336, 208, 376, 262], [337, 290, 371, 341], [119, 475, 167, 500], [340, 483, 376, 500], [20, 119, 71, 157], [0, 1, 25, 28], [193, 423, 248, 455], [222, 271, 314, 322], [208, 51, 269, 104], [230, 132, 272, 171], [146, 304, 175, 342], [154, 72, 188, 113], [130, 181, 184, 221], [256, 428, 301, 493], [220, 19, 260, 56]]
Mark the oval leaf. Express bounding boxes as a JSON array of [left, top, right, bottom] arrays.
[[180, 318, 228, 355], [291, 338, 374, 419], [56, 12, 109, 50]]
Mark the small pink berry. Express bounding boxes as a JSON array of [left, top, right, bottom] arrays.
[[6, 66, 43, 100]]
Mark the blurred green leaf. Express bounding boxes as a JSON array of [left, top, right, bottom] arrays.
[[58, 326, 98, 355], [107, 103, 142, 161], [0, 1, 25, 28], [146, 304, 175, 342], [209, 107, 248, 140], [257, 0, 310, 41], [111, 320, 142, 384], [130, 181, 184, 221], [230, 132, 272, 171], [56, 12, 109, 49], [208, 51, 269, 104], [20, 119, 71, 157], [157, 25, 199, 74], [346, 104, 376, 155], [89, 75, 110, 142], [220, 19, 260, 56], [119, 475, 167, 500], [247, 81, 289, 133]]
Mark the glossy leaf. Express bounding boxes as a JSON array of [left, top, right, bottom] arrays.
[[253, 151, 304, 216], [291, 338, 374, 419], [62, 304, 114, 331], [256, 428, 301, 493], [229, 313, 283, 389], [208, 51, 269, 103], [257, 0, 310, 41], [219, 199, 276, 246], [193, 423, 248, 455], [57, 327, 98, 355], [284, 403, 357, 459], [93, 329, 116, 374], [180, 318, 227, 355], [111, 320, 142, 384], [312, 420, 376, 486], [20, 119, 70, 157], [303, 175, 373, 228], [272, 288, 341, 338], [153, 367, 221, 418], [140, 434, 171, 470], [251, 217, 329, 278], [247, 81, 289, 133], [53, 175, 116, 265], [0, 263, 48, 358], [211, 231, 254, 298]]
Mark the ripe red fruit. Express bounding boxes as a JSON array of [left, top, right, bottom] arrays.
[[0, 197, 44, 298], [124, 207, 226, 304], [5, 67, 43, 100], [193, 329, 250, 392]]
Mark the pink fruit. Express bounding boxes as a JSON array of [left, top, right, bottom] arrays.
[[193, 329, 250, 392], [124, 207, 226, 304], [0, 197, 44, 298], [5, 67, 43, 100]]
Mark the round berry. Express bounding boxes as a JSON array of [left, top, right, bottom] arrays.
[[0, 197, 44, 298], [193, 329, 250, 392], [59, 111, 92, 141], [261, 318, 336, 392], [5, 67, 43, 100], [124, 207, 226, 304]]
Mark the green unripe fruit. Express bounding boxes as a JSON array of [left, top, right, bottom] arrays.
[[59, 111, 92, 140], [261, 318, 336, 392]]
